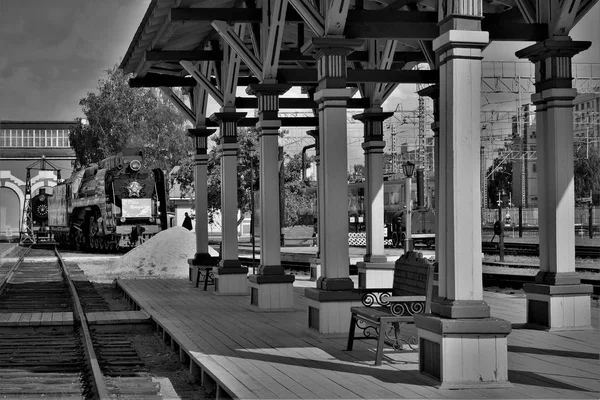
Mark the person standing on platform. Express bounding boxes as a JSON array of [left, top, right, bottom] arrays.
[[182, 212, 193, 231]]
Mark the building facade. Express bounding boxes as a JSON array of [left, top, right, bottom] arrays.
[[511, 93, 599, 207], [0, 121, 77, 240]]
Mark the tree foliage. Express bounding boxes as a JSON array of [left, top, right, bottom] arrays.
[[69, 65, 191, 173], [486, 159, 513, 207], [574, 146, 600, 201], [173, 127, 315, 227]]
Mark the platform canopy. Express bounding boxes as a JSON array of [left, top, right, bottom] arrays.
[[120, 0, 597, 104]]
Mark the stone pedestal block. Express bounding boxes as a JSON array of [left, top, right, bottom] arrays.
[[415, 314, 512, 389], [305, 288, 363, 334], [213, 267, 248, 295], [248, 274, 295, 310], [524, 283, 593, 331], [356, 261, 395, 289]]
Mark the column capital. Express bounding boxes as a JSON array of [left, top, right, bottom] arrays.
[[246, 83, 292, 98], [302, 36, 364, 58], [209, 112, 247, 124], [303, 37, 363, 90], [515, 39, 591, 63], [417, 84, 439, 99], [188, 127, 217, 154], [354, 111, 393, 142], [352, 111, 394, 124], [210, 112, 246, 144], [517, 39, 591, 93]]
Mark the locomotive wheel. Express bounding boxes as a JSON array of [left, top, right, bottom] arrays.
[[75, 231, 85, 251], [399, 232, 406, 248]]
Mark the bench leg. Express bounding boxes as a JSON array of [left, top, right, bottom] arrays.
[[204, 269, 209, 291], [392, 322, 402, 350], [374, 322, 386, 366], [346, 313, 357, 351], [195, 268, 201, 288]]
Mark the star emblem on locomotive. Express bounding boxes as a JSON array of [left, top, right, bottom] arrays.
[[126, 181, 143, 197]]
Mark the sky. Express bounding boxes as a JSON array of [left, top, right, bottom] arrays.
[[0, 0, 598, 123]]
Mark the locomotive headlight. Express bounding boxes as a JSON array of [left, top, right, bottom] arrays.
[[130, 159, 141, 171], [120, 217, 127, 223], [149, 217, 155, 222]]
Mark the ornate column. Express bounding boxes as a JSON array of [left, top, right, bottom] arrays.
[[516, 38, 593, 330], [246, 83, 295, 310], [353, 108, 394, 288], [209, 110, 249, 295], [187, 128, 218, 281], [414, 1, 511, 388], [303, 37, 364, 334]]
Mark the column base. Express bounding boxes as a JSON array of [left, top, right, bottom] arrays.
[[304, 288, 363, 334], [213, 266, 249, 295], [523, 282, 593, 331], [415, 314, 512, 389], [248, 274, 295, 310], [356, 261, 395, 289]]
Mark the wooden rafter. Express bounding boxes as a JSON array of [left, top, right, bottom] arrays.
[[324, 0, 351, 35], [515, 0, 536, 23], [159, 87, 195, 124], [144, 49, 426, 63], [193, 60, 210, 126], [288, 0, 325, 36], [262, 0, 289, 81], [180, 60, 225, 106], [223, 23, 246, 106], [550, 0, 583, 35], [212, 20, 263, 78]]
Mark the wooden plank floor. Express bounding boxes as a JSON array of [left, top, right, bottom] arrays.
[[117, 278, 600, 399]]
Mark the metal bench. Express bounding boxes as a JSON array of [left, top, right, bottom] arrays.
[[346, 251, 434, 366]]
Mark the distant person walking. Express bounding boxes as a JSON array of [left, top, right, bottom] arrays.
[[182, 212, 193, 231]]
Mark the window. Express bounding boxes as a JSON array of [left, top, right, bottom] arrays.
[[0, 130, 7, 146]]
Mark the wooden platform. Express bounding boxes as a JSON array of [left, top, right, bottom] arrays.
[[116, 278, 599, 399]]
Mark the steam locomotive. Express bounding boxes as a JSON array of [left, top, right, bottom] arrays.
[[29, 188, 53, 241], [46, 148, 168, 251]]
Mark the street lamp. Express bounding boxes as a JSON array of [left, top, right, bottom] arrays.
[[402, 161, 415, 252]]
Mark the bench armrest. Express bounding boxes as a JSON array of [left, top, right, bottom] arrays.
[[387, 295, 427, 317], [352, 288, 394, 307]]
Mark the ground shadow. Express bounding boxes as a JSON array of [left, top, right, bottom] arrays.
[[508, 345, 599, 360]]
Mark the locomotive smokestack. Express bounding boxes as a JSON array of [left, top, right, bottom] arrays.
[[416, 169, 424, 209]]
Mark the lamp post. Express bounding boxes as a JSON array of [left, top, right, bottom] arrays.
[[402, 161, 415, 253]]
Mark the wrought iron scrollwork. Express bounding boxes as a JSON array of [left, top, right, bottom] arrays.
[[384, 324, 418, 350], [361, 291, 392, 307], [389, 301, 425, 316], [199, 269, 215, 284]]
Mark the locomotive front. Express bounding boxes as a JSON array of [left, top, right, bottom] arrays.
[[103, 149, 165, 248]]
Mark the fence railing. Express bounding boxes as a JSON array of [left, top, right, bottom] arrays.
[[481, 207, 599, 227]]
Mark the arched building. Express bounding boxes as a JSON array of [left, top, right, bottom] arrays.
[[0, 121, 77, 240]]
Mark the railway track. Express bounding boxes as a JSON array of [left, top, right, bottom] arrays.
[[482, 242, 600, 258], [0, 246, 160, 399]]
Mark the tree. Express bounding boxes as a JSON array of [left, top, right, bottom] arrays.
[[348, 164, 365, 183], [173, 127, 261, 225], [173, 127, 316, 227], [486, 159, 513, 207], [574, 146, 600, 202], [282, 152, 317, 227], [69, 65, 191, 173]]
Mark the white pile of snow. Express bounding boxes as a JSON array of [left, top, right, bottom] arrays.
[[107, 226, 219, 278]]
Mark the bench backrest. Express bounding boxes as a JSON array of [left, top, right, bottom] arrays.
[[392, 251, 435, 313]]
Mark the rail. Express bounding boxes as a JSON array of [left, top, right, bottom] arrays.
[[54, 247, 110, 400]]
